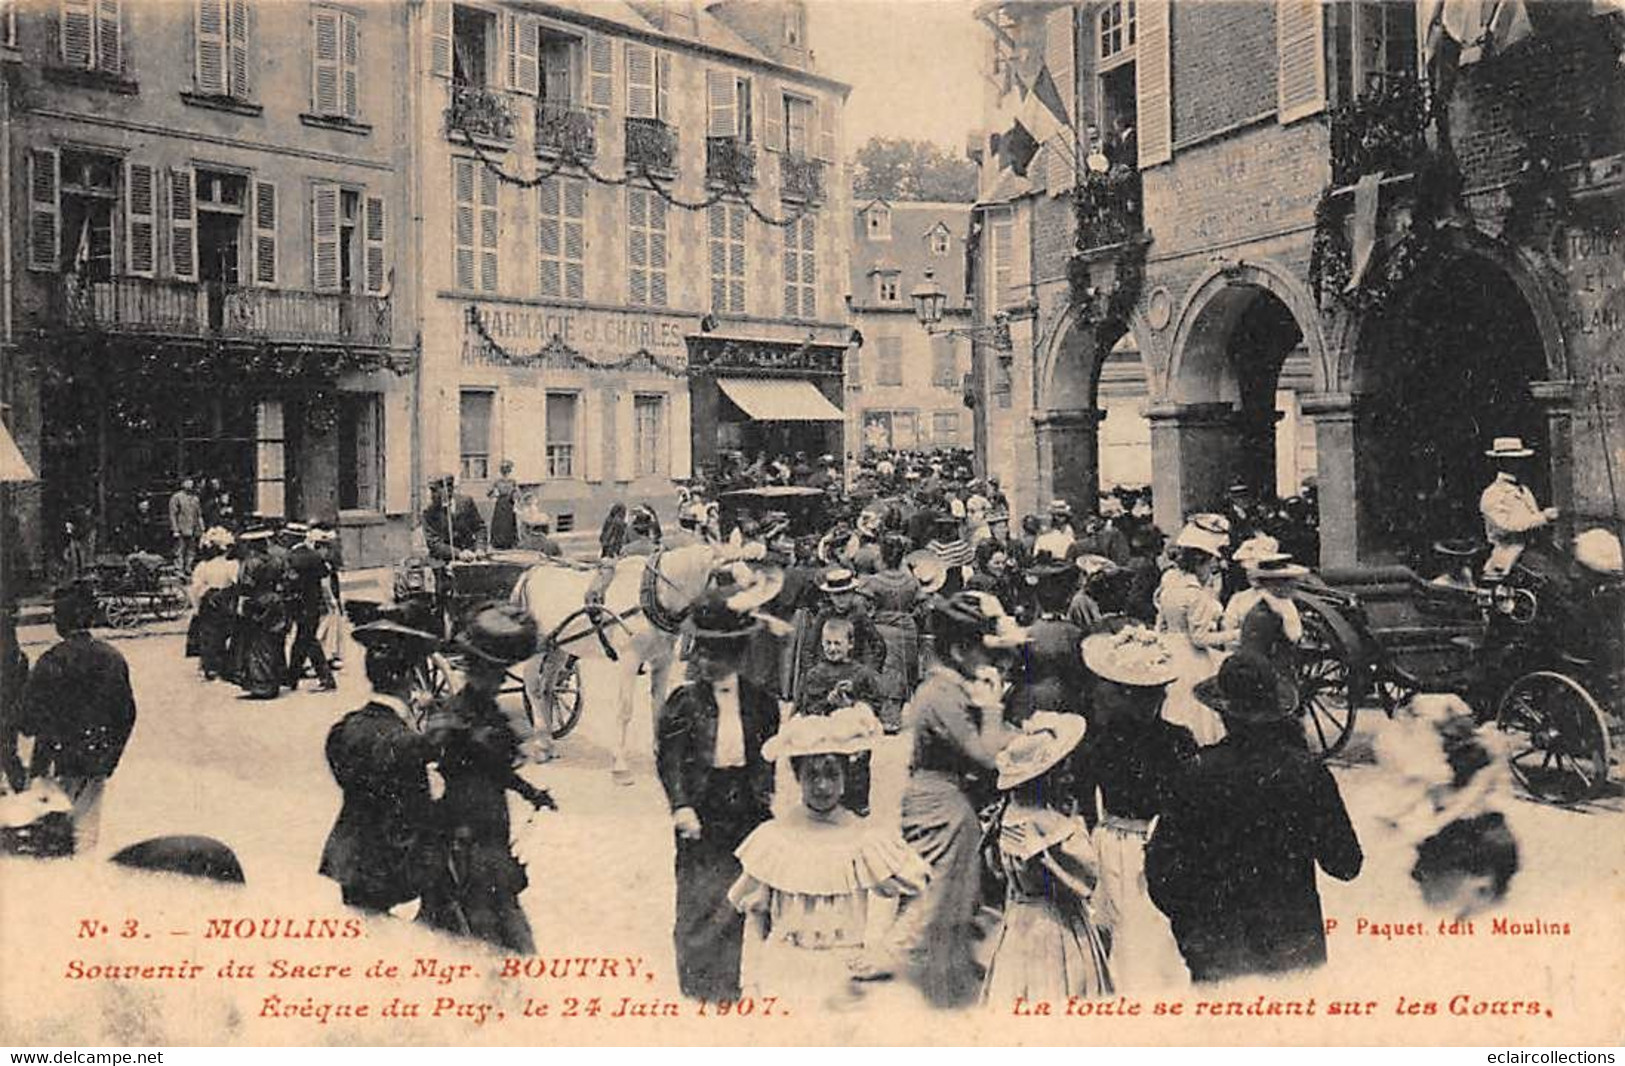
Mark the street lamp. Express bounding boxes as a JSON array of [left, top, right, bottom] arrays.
[[910, 269, 1009, 346]]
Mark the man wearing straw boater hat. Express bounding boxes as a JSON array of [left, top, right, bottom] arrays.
[[1479, 435, 1558, 581], [1146, 652, 1363, 984], [656, 591, 777, 1002]]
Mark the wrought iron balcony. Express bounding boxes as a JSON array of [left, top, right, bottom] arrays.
[[49, 276, 393, 347], [706, 136, 757, 187], [625, 116, 678, 175], [1073, 168, 1143, 253], [779, 153, 825, 204], [536, 102, 597, 160], [445, 83, 515, 143]]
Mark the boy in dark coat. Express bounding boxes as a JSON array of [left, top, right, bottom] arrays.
[[1146, 653, 1363, 982], [319, 619, 442, 913]]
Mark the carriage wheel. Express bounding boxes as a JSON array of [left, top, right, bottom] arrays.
[[103, 596, 143, 629], [1373, 667, 1421, 716], [1495, 671, 1611, 804], [1296, 610, 1357, 759], [540, 653, 585, 740], [407, 652, 456, 728]]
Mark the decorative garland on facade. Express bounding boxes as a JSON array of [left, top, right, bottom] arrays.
[[464, 304, 688, 377], [1065, 168, 1148, 354], [452, 118, 815, 230]]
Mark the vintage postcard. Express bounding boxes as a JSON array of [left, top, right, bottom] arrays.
[[1, 0, 1622, 1049]]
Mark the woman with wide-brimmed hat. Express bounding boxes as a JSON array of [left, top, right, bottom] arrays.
[[1073, 627, 1197, 992], [1153, 515, 1238, 747], [982, 712, 1114, 1005], [1007, 553, 1090, 721], [853, 591, 1026, 1008], [416, 603, 555, 953], [859, 535, 925, 733], [1145, 652, 1362, 983], [655, 592, 778, 1001], [728, 705, 928, 1010]]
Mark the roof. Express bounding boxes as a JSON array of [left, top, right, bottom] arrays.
[[849, 200, 973, 312]]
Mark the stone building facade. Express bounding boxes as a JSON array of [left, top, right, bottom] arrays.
[[4, 0, 417, 573], [412, 0, 852, 537], [846, 199, 973, 456], [970, 0, 1624, 570]]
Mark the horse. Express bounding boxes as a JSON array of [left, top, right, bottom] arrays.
[[509, 543, 728, 782]]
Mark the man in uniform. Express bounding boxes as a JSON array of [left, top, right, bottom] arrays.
[[1479, 436, 1557, 581], [168, 478, 204, 573]]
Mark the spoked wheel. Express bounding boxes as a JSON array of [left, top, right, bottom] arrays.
[[1495, 671, 1611, 804], [539, 652, 585, 740], [103, 596, 144, 629], [408, 652, 456, 728], [1372, 666, 1421, 716], [1296, 610, 1357, 759]]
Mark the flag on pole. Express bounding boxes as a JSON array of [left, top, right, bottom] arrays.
[[1031, 65, 1071, 131], [998, 119, 1040, 178]]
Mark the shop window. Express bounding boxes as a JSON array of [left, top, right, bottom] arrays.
[[459, 389, 494, 480], [932, 411, 960, 444], [634, 394, 666, 476], [337, 392, 381, 511], [876, 335, 903, 387], [254, 399, 285, 517], [546, 392, 577, 478]]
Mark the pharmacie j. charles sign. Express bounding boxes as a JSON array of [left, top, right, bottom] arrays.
[[472, 303, 692, 354]]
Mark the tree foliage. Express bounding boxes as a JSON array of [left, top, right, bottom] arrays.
[[851, 137, 977, 203]]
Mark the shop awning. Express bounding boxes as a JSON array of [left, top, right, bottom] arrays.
[[1, 421, 35, 482], [717, 378, 844, 422]]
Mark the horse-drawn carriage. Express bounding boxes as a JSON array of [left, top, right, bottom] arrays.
[[1290, 528, 1622, 805], [89, 552, 189, 629]]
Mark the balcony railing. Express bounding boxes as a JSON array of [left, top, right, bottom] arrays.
[[1074, 168, 1143, 253], [779, 153, 825, 204], [446, 82, 516, 143], [50, 276, 393, 346], [625, 116, 678, 174], [536, 101, 597, 160], [706, 136, 757, 187]]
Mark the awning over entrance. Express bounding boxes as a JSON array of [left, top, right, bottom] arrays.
[[717, 378, 844, 422], [1, 421, 35, 482]]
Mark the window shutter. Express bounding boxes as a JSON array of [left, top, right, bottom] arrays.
[[1135, 0, 1172, 168], [313, 8, 340, 115], [1277, 0, 1327, 124], [124, 161, 156, 277], [504, 12, 517, 90], [95, 0, 119, 73], [625, 43, 654, 120], [801, 215, 817, 319], [587, 34, 612, 108], [61, 0, 93, 68], [563, 179, 585, 299], [364, 194, 386, 294], [478, 167, 499, 293], [670, 386, 691, 480], [815, 97, 835, 162], [453, 158, 475, 289], [537, 178, 561, 298], [762, 80, 782, 151], [312, 182, 340, 292], [613, 390, 635, 482], [708, 204, 727, 309], [168, 166, 197, 280], [195, 0, 226, 94], [628, 188, 647, 304], [227, 0, 249, 97], [252, 179, 277, 286], [728, 205, 745, 313], [341, 12, 359, 118], [706, 70, 735, 137], [384, 385, 412, 514], [27, 148, 60, 273], [782, 217, 797, 316], [656, 51, 671, 122], [429, 0, 451, 78], [514, 16, 539, 95]]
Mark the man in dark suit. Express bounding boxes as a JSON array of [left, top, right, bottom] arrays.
[[19, 583, 138, 853], [285, 534, 338, 692], [656, 592, 777, 1002], [1146, 653, 1363, 983], [318, 619, 442, 913], [422, 473, 486, 562]]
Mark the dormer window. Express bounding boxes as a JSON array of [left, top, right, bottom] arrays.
[[784, 5, 806, 48], [930, 227, 951, 256], [866, 204, 891, 241], [873, 272, 899, 303]]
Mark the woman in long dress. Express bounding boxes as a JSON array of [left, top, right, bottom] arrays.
[[187, 529, 239, 681], [983, 713, 1113, 1005], [232, 531, 287, 700], [853, 591, 1024, 1008], [1154, 517, 1237, 746], [730, 708, 928, 1010], [1075, 627, 1196, 992], [858, 535, 922, 733], [487, 460, 519, 550]]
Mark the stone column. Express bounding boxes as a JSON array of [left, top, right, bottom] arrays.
[[1032, 407, 1105, 511], [1302, 391, 1378, 568], [1145, 401, 1241, 534], [1529, 378, 1577, 523]]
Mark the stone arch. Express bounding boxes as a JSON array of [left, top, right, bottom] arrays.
[[1035, 299, 1160, 412], [1165, 257, 1333, 402]]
